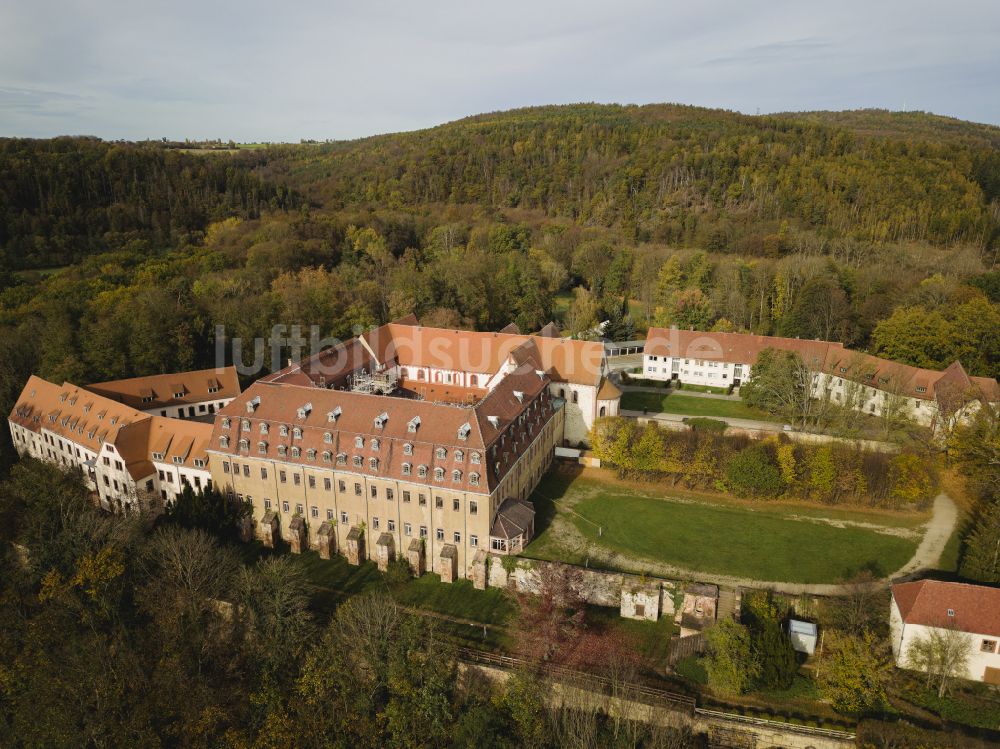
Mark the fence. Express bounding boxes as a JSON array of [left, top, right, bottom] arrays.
[[668, 633, 707, 665]]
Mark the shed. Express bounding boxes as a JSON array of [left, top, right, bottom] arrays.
[[788, 619, 818, 655]]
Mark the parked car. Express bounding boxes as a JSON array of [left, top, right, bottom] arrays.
[[782, 424, 793, 432]]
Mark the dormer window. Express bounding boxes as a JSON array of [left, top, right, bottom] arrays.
[[452, 470, 462, 483], [279, 424, 289, 437], [336, 453, 347, 466], [246, 396, 260, 413], [947, 608, 955, 617], [260, 423, 269, 434], [353, 456, 363, 467], [434, 467, 444, 481], [402, 462, 412, 476], [293, 427, 302, 439], [355, 436, 364, 449], [374, 412, 388, 429], [291, 446, 301, 458], [454, 450, 464, 462], [403, 443, 413, 455], [194, 459, 206, 468], [323, 431, 333, 444], [220, 436, 230, 448], [470, 472, 480, 486], [369, 457, 379, 470], [307, 448, 316, 460], [242, 419, 250, 432], [258, 441, 268, 454], [436, 448, 447, 460], [916, 386, 927, 393], [278, 445, 287, 456], [457, 422, 471, 441], [172, 456, 183, 464], [152, 451, 165, 461], [327, 406, 341, 423], [238, 439, 249, 451], [297, 402, 312, 419], [371, 438, 380, 451], [173, 390, 185, 399], [408, 416, 421, 433], [418, 465, 428, 478], [322, 451, 332, 463], [222, 417, 231, 429]]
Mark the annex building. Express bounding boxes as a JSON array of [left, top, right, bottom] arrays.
[[8, 367, 241, 511], [642, 327, 999, 427]]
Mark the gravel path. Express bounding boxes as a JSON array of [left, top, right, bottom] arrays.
[[540, 491, 959, 597]]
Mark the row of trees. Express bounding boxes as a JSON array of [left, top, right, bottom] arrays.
[[591, 417, 938, 508]]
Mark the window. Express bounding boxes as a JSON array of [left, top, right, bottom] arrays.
[[279, 424, 288, 437], [341, 512, 349, 524], [470, 452, 480, 464], [282, 501, 290, 513], [264, 498, 271, 510], [402, 462, 412, 476], [354, 483, 362, 496], [372, 517, 380, 530], [260, 422, 269, 434], [402, 491, 411, 503], [369, 457, 379, 470], [326, 509, 334, 520], [452, 469, 461, 483], [291, 446, 301, 458], [404, 522, 412, 536], [436, 528, 444, 541], [453, 532, 461, 543], [277, 445, 287, 456], [420, 525, 427, 538], [311, 506, 319, 518], [353, 456, 363, 467], [242, 419, 250, 432], [982, 640, 997, 653], [261, 467, 268, 480], [435, 496, 443, 509], [454, 449, 464, 462], [292, 427, 302, 439], [307, 448, 316, 460], [386, 488, 394, 501], [323, 431, 333, 443], [279, 470, 287, 483], [223, 461, 231, 474], [355, 436, 364, 449], [387, 519, 395, 532], [418, 465, 428, 478], [337, 453, 347, 466], [470, 500, 478, 515], [434, 467, 444, 481], [371, 438, 380, 451], [221, 417, 231, 429], [324, 477, 331, 491], [436, 447, 447, 459], [370, 485, 378, 499], [338, 480, 346, 492], [470, 535, 478, 548], [452, 498, 460, 511], [293, 474, 301, 486], [419, 494, 427, 506], [322, 451, 332, 463], [308, 476, 316, 489], [403, 443, 413, 455]]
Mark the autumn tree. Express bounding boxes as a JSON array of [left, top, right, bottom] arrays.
[[818, 631, 891, 716], [705, 618, 761, 696], [906, 626, 972, 697]]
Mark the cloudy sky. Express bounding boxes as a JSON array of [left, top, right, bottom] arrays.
[[1, 0, 998, 141]]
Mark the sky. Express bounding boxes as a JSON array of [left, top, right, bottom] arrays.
[[1, 0, 998, 141]]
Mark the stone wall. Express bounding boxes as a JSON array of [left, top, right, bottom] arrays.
[[485, 557, 679, 619]]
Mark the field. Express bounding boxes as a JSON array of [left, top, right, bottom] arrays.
[[524, 471, 922, 584], [620, 391, 777, 421]]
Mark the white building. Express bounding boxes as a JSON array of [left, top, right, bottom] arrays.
[[890, 580, 1000, 686], [642, 327, 999, 428]]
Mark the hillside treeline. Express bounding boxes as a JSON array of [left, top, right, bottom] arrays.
[[265, 104, 1000, 249], [591, 417, 938, 509], [0, 137, 298, 268]]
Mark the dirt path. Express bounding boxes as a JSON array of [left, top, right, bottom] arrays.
[[537, 491, 959, 597]]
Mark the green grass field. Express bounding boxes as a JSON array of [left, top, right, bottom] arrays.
[[621, 391, 776, 421], [525, 474, 919, 584]]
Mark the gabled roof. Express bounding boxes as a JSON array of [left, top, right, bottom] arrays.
[[83, 366, 241, 410], [362, 322, 606, 387], [644, 327, 837, 368], [892, 580, 1000, 638], [490, 498, 535, 540]]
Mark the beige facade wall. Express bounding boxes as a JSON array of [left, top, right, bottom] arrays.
[[210, 403, 562, 580]]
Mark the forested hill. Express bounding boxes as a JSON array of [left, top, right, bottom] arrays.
[[263, 104, 1000, 250], [0, 138, 298, 269]]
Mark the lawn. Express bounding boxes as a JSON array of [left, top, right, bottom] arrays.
[[621, 391, 776, 421], [525, 475, 919, 584]]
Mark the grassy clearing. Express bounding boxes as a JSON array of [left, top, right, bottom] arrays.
[[393, 574, 515, 626], [525, 473, 919, 584], [676, 383, 730, 394], [621, 391, 776, 421]]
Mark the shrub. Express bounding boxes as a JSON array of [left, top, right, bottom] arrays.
[[725, 444, 786, 498], [686, 417, 728, 433]]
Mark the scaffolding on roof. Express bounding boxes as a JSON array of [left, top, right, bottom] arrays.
[[349, 367, 398, 395]]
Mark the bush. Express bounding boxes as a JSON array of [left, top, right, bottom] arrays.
[[384, 557, 413, 585], [725, 444, 786, 498], [686, 417, 728, 433]]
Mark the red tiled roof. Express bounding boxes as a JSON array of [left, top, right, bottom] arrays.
[[892, 580, 1000, 638], [83, 366, 241, 410]]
